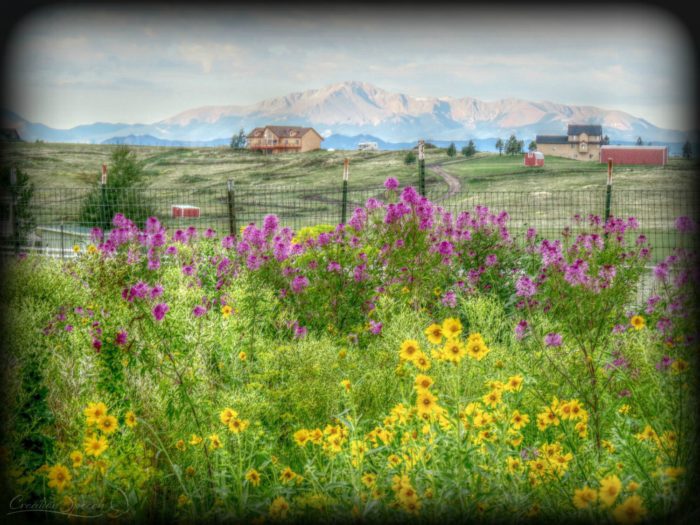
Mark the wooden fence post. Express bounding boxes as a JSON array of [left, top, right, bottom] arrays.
[[100, 164, 108, 229], [418, 140, 426, 196]]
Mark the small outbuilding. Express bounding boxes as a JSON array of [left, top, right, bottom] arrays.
[[599, 146, 668, 166], [524, 151, 545, 167]]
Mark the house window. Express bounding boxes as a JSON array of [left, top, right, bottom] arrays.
[[579, 142, 588, 152]]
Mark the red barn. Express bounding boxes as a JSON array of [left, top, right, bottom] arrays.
[[172, 205, 201, 218], [524, 151, 544, 167], [599, 146, 668, 166]]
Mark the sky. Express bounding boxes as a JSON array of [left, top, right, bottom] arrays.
[[3, 3, 697, 131]]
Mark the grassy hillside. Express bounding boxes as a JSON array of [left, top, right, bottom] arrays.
[[439, 153, 695, 191], [0, 143, 444, 190], [2, 142, 695, 192]]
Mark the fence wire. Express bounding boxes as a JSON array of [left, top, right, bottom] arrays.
[[1, 183, 697, 265]]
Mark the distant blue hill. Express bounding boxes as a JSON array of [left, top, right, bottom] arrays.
[[101, 134, 230, 147]]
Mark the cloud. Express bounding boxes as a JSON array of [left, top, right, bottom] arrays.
[[3, 4, 694, 130]]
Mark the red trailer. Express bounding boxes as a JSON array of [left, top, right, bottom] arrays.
[[599, 146, 668, 166], [524, 151, 545, 167], [172, 205, 201, 218]]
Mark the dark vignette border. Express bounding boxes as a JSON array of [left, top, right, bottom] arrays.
[[0, 1, 698, 524]]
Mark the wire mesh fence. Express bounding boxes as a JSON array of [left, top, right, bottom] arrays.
[[1, 182, 697, 265]]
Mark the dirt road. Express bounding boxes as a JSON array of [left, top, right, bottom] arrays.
[[427, 163, 461, 199]]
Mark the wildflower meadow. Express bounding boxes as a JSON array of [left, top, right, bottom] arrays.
[[1, 178, 697, 524]]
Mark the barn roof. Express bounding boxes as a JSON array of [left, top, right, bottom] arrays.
[[568, 124, 602, 136], [600, 145, 667, 150], [536, 135, 568, 144]]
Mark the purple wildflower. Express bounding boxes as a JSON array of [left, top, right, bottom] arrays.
[[653, 262, 669, 281], [115, 330, 128, 346], [152, 303, 169, 322], [612, 324, 627, 334], [92, 339, 102, 352], [544, 333, 563, 347], [90, 227, 104, 243], [515, 276, 537, 298], [655, 355, 674, 372], [147, 257, 161, 271], [400, 186, 420, 205], [65, 325, 73, 332], [193, 305, 207, 318], [221, 236, 234, 249], [182, 265, 195, 276], [514, 320, 529, 340], [150, 284, 164, 299], [369, 320, 383, 335], [263, 215, 279, 237], [564, 259, 589, 286], [441, 290, 457, 308], [204, 228, 216, 238], [384, 177, 399, 190], [291, 275, 309, 294], [645, 295, 661, 315], [173, 229, 187, 243], [675, 216, 696, 233], [438, 241, 454, 256], [353, 264, 368, 282]]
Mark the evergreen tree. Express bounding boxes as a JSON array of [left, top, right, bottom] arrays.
[[230, 128, 247, 149], [495, 138, 504, 156], [80, 146, 156, 230], [461, 140, 477, 157], [404, 150, 417, 165], [635, 136, 643, 146], [505, 135, 522, 155], [446, 142, 457, 158], [1, 167, 35, 246]]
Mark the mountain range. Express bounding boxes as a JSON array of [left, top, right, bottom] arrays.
[[2, 81, 693, 149]]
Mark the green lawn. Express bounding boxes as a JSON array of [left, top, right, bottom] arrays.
[[439, 153, 695, 192], [1, 143, 445, 190], [2, 142, 694, 193]]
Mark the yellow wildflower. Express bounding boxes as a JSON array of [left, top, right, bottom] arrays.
[[47, 465, 71, 492], [245, 468, 261, 487], [572, 486, 597, 509], [598, 474, 622, 508], [612, 495, 647, 524], [442, 318, 463, 339], [424, 324, 444, 345]]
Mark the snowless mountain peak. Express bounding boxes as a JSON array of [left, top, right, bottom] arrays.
[[8, 80, 684, 144]]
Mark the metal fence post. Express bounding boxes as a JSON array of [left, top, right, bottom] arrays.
[[227, 179, 238, 238], [60, 223, 65, 261], [418, 140, 426, 196], [604, 159, 613, 234], [341, 158, 349, 224]]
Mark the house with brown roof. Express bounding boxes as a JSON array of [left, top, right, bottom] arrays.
[[535, 124, 603, 161], [246, 125, 323, 153]]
